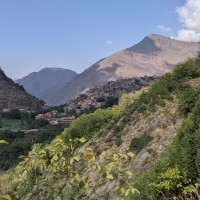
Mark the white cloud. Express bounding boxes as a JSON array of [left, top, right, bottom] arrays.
[[158, 25, 172, 33], [106, 40, 113, 45], [175, 0, 200, 41]]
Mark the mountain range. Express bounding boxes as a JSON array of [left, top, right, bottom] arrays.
[[17, 34, 200, 106], [16, 68, 77, 101], [0, 68, 44, 110]]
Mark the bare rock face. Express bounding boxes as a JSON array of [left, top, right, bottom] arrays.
[[45, 34, 200, 106], [0, 68, 44, 110]]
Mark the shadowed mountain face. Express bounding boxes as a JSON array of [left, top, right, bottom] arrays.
[[40, 34, 200, 106], [16, 68, 77, 102], [0, 68, 44, 110]]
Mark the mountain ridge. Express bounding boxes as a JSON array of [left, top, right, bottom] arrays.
[[46, 34, 199, 106], [0, 68, 44, 110]]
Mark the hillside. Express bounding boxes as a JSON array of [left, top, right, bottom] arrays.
[[16, 67, 77, 102], [1, 55, 200, 199], [46, 34, 199, 106], [66, 75, 158, 113], [0, 68, 44, 110]]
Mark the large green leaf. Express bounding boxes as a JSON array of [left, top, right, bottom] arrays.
[[2, 195, 12, 200]]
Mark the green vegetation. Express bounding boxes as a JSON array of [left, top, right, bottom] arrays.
[[130, 134, 153, 154], [6, 137, 137, 200], [1, 109, 21, 119], [0, 124, 69, 170], [178, 88, 200, 115], [115, 137, 123, 146], [27, 118, 49, 129], [0, 140, 13, 200], [61, 109, 114, 142], [0, 90, 143, 199], [127, 53, 200, 199]]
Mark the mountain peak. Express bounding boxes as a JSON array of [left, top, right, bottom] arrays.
[[127, 34, 197, 55], [40, 67, 67, 72], [146, 34, 169, 40], [17, 67, 78, 100], [127, 34, 165, 54]]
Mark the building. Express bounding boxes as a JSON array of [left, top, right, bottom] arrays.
[[64, 106, 73, 114], [49, 119, 59, 125], [2, 108, 10, 113], [35, 112, 53, 121], [51, 110, 60, 118], [58, 116, 75, 124]]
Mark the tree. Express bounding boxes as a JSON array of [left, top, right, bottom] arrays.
[[14, 137, 138, 200], [0, 140, 12, 200]]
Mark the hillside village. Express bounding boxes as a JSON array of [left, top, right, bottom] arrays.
[[65, 75, 159, 114]]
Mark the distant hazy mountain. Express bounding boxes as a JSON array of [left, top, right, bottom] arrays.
[[0, 68, 44, 110], [45, 34, 199, 106], [16, 68, 77, 103]]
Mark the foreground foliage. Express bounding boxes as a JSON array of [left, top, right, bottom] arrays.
[[0, 140, 12, 200], [0, 124, 68, 170], [14, 138, 137, 200]]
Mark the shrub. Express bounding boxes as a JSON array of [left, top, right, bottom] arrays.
[[130, 134, 153, 153], [115, 137, 123, 146], [178, 88, 200, 115], [28, 119, 49, 129]]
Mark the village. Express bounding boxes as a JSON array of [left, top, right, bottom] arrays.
[[65, 75, 159, 114], [35, 110, 75, 125]]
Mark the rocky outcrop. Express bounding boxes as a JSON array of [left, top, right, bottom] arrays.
[[0, 68, 44, 110]]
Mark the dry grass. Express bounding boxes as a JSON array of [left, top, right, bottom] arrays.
[[185, 77, 200, 89], [0, 170, 16, 196]]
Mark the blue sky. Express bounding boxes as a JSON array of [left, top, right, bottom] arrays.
[[0, 0, 199, 78]]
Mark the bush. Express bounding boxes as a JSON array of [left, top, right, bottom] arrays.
[[28, 119, 49, 129], [113, 125, 121, 133], [62, 108, 114, 142], [130, 134, 153, 153], [178, 88, 200, 115], [0, 124, 68, 170], [115, 137, 123, 146]]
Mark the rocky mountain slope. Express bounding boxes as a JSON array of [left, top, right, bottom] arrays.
[[16, 67, 77, 102], [46, 34, 199, 106], [0, 68, 44, 110], [66, 76, 159, 113]]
